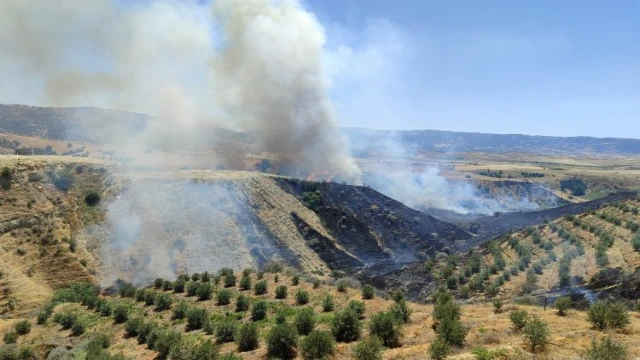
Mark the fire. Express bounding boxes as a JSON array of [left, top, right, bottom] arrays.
[[306, 170, 339, 182]]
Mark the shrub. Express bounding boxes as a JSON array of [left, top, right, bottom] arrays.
[[291, 274, 300, 286], [336, 281, 347, 292], [53, 311, 77, 329], [239, 276, 251, 291], [266, 323, 298, 360], [14, 321, 30, 336], [216, 318, 238, 343], [36, 311, 49, 325], [428, 338, 450, 360], [510, 309, 528, 332], [352, 336, 383, 360], [435, 316, 468, 347], [201, 271, 211, 282], [186, 307, 208, 331], [3, 332, 17, 344], [155, 293, 172, 311], [154, 329, 182, 358], [197, 283, 213, 301], [70, 320, 87, 336], [295, 290, 309, 305], [186, 282, 198, 297], [154, 278, 163, 288], [217, 289, 232, 306], [173, 279, 185, 293], [136, 321, 157, 344], [235, 294, 250, 312], [523, 315, 549, 352], [275, 285, 288, 299], [362, 284, 375, 300], [471, 347, 509, 360], [191, 273, 201, 281], [84, 190, 101, 206], [348, 300, 366, 319], [97, 299, 113, 316], [224, 273, 237, 288], [294, 307, 316, 335], [251, 300, 268, 321], [390, 299, 411, 324], [300, 330, 335, 360], [607, 302, 631, 329], [322, 295, 334, 312], [493, 299, 503, 314], [173, 301, 189, 320], [583, 337, 628, 360], [144, 290, 157, 306], [124, 318, 143, 337], [332, 308, 361, 342], [369, 311, 402, 348], [313, 279, 320, 289], [588, 301, 630, 330], [254, 280, 268, 295], [391, 289, 405, 303], [236, 322, 259, 352], [555, 296, 571, 316], [113, 305, 129, 324], [219, 268, 234, 277], [275, 310, 287, 325]]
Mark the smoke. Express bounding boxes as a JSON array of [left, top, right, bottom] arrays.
[[0, 0, 360, 181], [363, 133, 546, 215]]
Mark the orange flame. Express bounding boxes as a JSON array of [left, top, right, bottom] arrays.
[[327, 172, 338, 182]]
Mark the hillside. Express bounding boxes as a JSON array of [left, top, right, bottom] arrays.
[[0, 156, 471, 315], [1, 270, 639, 359], [344, 127, 640, 156]]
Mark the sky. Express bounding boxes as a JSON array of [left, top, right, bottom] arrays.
[[307, 0, 640, 137], [1, 0, 638, 138]]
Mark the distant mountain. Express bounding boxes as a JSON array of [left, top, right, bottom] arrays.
[[342, 127, 640, 156]]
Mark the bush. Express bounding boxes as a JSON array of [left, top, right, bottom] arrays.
[[236, 322, 259, 352], [390, 299, 411, 324], [113, 305, 129, 324], [186, 282, 198, 297], [369, 311, 402, 348], [348, 300, 366, 320], [154, 278, 163, 288], [85, 190, 101, 206], [322, 295, 334, 312], [254, 280, 268, 295], [197, 283, 213, 301], [352, 336, 383, 360], [294, 307, 316, 335], [186, 307, 208, 331], [144, 290, 157, 306], [224, 273, 237, 288], [332, 309, 361, 342], [584, 337, 628, 360], [14, 321, 30, 336], [172, 301, 189, 320], [125, 318, 143, 337], [173, 279, 185, 293], [239, 276, 251, 291], [191, 273, 201, 281], [202, 271, 211, 282], [588, 301, 630, 330], [300, 330, 335, 360], [137, 321, 157, 344], [555, 296, 571, 316], [493, 299, 503, 314], [336, 281, 347, 292], [523, 315, 549, 352], [362, 284, 375, 300], [216, 318, 238, 343], [435, 316, 468, 347], [217, 289, 232, 306], [471, 347, 509, 360], [36, 311, 49, 325], [3, 332, 17, 344], [235, 294, 250, 312], [607, 302, 631, 329], [53, 311, 77, 329], [292, 274, 300, 286], [71, 320, 87, 336], [428, 338, 450, 360], [251, 300, 268, 321], [296, 290, 310, 305], [266, 323, 298, 360], [275, 285, 288, 299], [154, 329, 182, 358], [313, 279, 320, 289], [509, 309, 528, 332], [155, 293, 172, 311]]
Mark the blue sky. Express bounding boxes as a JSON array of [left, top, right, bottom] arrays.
[[306, 0, 640, 137]]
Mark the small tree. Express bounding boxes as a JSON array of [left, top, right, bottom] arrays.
[[428, 338, 450, 360], [155, 293, 172, 311], [362, 284, 375, 300], [239, 276, 251, 291], [291, 274, 300, 286], [197, 283, 213, 301], [332, 309, 361, 342], [435, 316, 468, 347], [523, 315, 550, 352], [275, 285, 288, 299], [555, 296, 571, 316], [322, 295, 334, 312], [607, 302, 631, 329], [266, 323, 298, 360], [84, 190, 101, 206], [224, 273, 237, 288], [217, 289, 232, 306], [300, 330, 335, 360], [295, 290, 309, 305], [390, 299, 411, 324], [510, 309, 528, 332], [254, 280, 268, 295], [584, 337, 628, 360], [369, 311, 402, 348], [186, 307, 208, 331], [235, 294, 250, 312], [588, 301, 609, 330], [125, 318, 143, 337], [216, 318, 237, 343], [173, 279, 185, 293], [352, 336, 383, 360], [172, 301, 189, 320], [251, 301, 268, 321], [14, 320, 31, 335], [294, 307, 316, 335], [236, 322, 259, 352], [113, 305, 129, 324], [493, 299, 503, 314], [348, 300, 366, 320]]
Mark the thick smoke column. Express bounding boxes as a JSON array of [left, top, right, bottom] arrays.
[[211, 0, 361, 182]]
